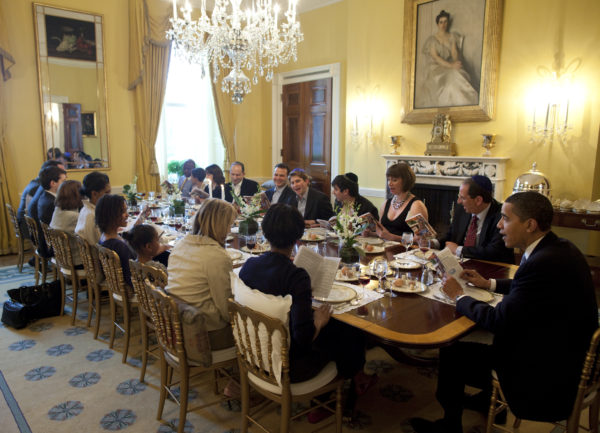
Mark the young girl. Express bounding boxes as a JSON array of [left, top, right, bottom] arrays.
[[121, 224, 170, 271]]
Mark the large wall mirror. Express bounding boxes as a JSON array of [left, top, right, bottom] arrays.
[[33, 4, 110, 170]]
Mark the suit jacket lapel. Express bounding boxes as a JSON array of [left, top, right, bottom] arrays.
[[456, 209, 471, 244]]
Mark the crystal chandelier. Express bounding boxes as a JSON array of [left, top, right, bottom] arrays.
[[167, 0, 303, 104]]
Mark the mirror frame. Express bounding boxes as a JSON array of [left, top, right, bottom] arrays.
[[33, 3, 110, 172]]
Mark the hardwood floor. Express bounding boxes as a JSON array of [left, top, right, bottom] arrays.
[[0, 253, 29, 267]]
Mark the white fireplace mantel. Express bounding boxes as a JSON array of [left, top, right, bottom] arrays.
[[382, 154, 509, 200]]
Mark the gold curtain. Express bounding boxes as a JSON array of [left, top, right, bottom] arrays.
[[212, 74, 237, 174], [128, 0, 171, 192], [0, 0, 17, 255]]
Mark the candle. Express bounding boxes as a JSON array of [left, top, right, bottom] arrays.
[[172, 0, 177, 18], [564, 100, 569, 126], [544, 103, 550, 131], [207, 178, 212, 198], [221, 184, 225, 200]]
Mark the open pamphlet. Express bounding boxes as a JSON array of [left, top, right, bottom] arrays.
[[317, 219, 334, 231], [433, 247, 469, 289], [359, 212, 378, 232], [293, 246, 341, 299], [406, 213, 437, 239]]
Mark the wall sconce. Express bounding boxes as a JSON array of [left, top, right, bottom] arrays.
[[527, 58, 581, 145], [350, 85, 385, 146]]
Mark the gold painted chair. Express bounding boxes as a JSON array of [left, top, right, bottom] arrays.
[[486, 328, 600, 433], [48, 228, 88, 323], [144, 279, 236, 433], [24, 216, 56, 285], [5, 203, 31, 272], [96, 244, 139, 363], [228, 299, 344, 433], [129, 260, 161, 382], [75, 235, 107, 339]]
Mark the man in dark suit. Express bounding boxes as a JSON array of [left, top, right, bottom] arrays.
[[177, 159, 196, 198], [18, 160, 65, 239], [264, 163, 296, 206], [439, 175, 514, 264], [411, 191, 598, 433], [32, 165, 67, 258], [227, 161, 260, 202], [289, 168, 334, 225]]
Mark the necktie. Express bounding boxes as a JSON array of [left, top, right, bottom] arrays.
[[464, 215, 478, 247]]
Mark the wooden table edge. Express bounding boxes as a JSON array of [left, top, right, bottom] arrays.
[[335, 312, 476, 348]]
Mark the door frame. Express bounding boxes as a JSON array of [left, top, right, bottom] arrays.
[[272, 63, 341, 181]]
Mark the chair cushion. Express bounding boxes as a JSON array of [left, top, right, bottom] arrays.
[[164, 346, 236, 367], [60, 267, 87, 278], [231, 272, 292, 387], [248, 361, 338, 396], [112, 292, 138, 304]]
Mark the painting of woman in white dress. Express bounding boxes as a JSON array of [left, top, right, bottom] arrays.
[[414, 1, 485, 109]]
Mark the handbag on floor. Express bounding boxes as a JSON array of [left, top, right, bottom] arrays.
[[1, 299, 28, 329], [2, 280, 62, 328]]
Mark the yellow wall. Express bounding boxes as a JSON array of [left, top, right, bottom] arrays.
[[2, 0, 135, 194]]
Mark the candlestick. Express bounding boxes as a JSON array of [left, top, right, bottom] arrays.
[[221, 184, 225, 200], [172, 0, 177, 18]]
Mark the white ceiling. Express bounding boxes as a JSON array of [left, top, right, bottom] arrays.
[[168, 0, 344, 15]]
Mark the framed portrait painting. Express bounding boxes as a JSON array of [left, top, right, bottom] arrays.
[[81, 112, 96, 137], [401, 0, 503, 124]]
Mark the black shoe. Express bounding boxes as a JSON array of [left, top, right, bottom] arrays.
[[27, 257, 35, 267], [409, 418, 462, 433], [463, 392, 507, 425]]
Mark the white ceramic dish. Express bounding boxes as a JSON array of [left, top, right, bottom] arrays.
[[313, 284, 357, 303]]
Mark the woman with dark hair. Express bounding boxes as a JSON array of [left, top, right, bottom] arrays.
[[166, 199, 238, 349], [204, 164, 231, 201], [240, 204, 375, 394], [75, 172, 111, 245], [50, 180, 84, 265], [376, 163, 429, 241], [190, 167, 209, 203], [96, 194, 136, 287], [331, 172, 379, 219], [121, 224, 170, 271]]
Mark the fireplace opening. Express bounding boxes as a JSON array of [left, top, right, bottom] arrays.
[[411, 184, 460, 239]]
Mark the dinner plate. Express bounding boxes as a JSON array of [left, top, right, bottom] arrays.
[[226, 248, 242, 260], [390, 259, 422, 270], [335, 269, 359, 281], [359, 237, 384, 246], [313, 284, 357, 303], [226, 235, 234, 242], [241, 245, 269, 254], [362, 245, 385, 254], [301, 233, 325, 242], [390, 279, 426, 293]]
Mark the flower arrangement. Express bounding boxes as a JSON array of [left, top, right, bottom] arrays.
[[122, 176, 139, 205], [232, 188, 266, 235], [160, 181, 184, 215], [334, 202, 368, 263]]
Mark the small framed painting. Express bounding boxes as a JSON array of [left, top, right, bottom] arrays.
[[81, 112, 96, 137]]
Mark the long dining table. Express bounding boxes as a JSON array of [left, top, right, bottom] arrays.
[[227, 233, 518, 350]]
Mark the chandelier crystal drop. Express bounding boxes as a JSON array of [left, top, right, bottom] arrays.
[[166, 0, 303, 104]]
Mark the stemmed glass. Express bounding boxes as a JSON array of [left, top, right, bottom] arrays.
[[418, 238, 431, 254], [350, 263, 362, 306], [401, 232, 414, 253], [371, 258, 388, 294]]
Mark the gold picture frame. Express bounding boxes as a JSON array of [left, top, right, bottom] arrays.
[[401, 0, 503, 124], [81, 111, 97, 137]]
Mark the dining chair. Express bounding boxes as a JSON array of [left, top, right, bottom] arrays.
[[144, 279, 236, 433], [141, 263, 168, 289], [24, 216, 55, 285], [48, 228, 88, 323], [486, 327, 600, 433], [5, 203, 31, 272], [129, 260, 160, 382], [75, 235, 107, 339], [96, 244, 139, 363], [228, 299, 344, 433]]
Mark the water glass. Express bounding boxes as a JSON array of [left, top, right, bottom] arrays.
[[401, 232, 414, 252], [371, 258, 388, 294], [148, 191, 155, 201]]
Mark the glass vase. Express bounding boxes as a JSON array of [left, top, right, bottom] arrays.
[[239, 218, 259, 236], [339, 242, 360, 264]]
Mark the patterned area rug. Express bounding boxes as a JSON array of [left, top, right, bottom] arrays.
[[0, 265, 557, 433]]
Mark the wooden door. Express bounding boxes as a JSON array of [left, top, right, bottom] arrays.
[[282, 78, 332, 196], [62, 103, 83, 153]]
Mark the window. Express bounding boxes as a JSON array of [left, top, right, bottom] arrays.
[[155, 54, 225, 182]]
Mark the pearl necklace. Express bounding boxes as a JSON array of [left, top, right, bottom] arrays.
[[392, 194, 410, 210]]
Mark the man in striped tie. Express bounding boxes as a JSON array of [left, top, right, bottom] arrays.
[[438, 175, 514, 264]]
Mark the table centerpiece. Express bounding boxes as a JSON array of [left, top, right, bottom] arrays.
[[232, 188, 265, 236], [334, 202, 367, 264]]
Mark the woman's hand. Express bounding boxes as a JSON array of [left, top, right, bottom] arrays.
[[313, 304, 332, 339], [375, 221, 393, 241]]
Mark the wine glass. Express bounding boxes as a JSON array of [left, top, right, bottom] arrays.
[[350, 263, 362, 306], [418, 238, 431, 254], [401, 232, 414, 253], [371, 258, 388, 294]]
